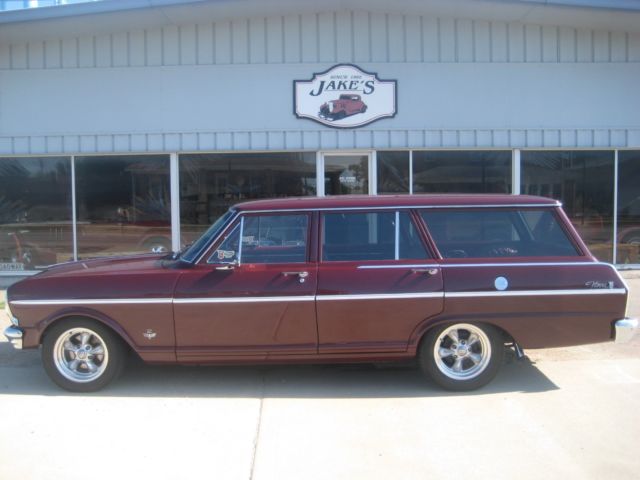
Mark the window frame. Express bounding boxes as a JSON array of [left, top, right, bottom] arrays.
[[319, 208, 433, 264], [203, 211, 313, 266], [417, 206, 587, 261]]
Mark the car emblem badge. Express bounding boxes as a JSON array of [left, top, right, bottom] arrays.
[[143, 329, 157, 340]]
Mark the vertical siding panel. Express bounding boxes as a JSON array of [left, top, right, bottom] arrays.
[[611, 32, 626, 62], [112, 32, 129, 67], [146, 28, 163, 66], [576, 28, 592, 61], [265, 16, 284, 64], [422, 16, 439, 61], [180, 24, 197, 65], [335, 11, 353, 62], [249, 17, 266, 63], [44, 39, 62, 68], [197, 23, 214, 65], [77, 35, 95, 67], [162, 25, 180, 65], [525, 24, 542, 62], [28, 41, 45, 69], [405, 14, 422, 62], [456, 19, 473, 62], [129, 30, 146, 66], [508, 23, 525, 62], [387, 13, 404, 62], [11, 43, 28, 68], [0, 44, 10, 68], [558, 27, 576, 62], [491, 22, 508, 62], [593, 30, 609, 62], [474, 20, 491, 62], [284, 15, 302, 63], [542, 26, 558, 62], [95, 34, 111, 67], [62, 37, 78, 68], [317, 12, 336, 62], [439, 18, 456, 62], [629, 32, 640, 61], [300, 13, 318, 62], [370, 12, 387, 62], [232, 19, 249, 64], [215, 20, 232, 64]]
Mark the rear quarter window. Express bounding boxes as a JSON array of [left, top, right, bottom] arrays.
[[420, 208, 580, 259]]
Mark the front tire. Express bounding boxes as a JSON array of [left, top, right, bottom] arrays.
[[42, 318, 125, 392], [418, 322, 504, 391]]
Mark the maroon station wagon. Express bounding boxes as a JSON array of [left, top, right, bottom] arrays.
[[4, 194, 638, 392]]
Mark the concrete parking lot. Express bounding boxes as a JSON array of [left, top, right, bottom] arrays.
[[1, 277, 639, 480]]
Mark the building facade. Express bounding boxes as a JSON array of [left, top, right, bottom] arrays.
[[1, 0, 639, 284]]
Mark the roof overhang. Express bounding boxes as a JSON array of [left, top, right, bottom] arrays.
[[1, 0, 640, 44]]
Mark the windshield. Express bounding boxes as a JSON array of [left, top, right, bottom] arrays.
[[180, 209, 236, 263]]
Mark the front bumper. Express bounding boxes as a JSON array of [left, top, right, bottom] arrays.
[[3, 326, 23, 349], [614, 318, 639, 344]]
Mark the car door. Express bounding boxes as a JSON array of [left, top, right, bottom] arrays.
[[173, 211, 318, 362], [316, 209, 444, 354]]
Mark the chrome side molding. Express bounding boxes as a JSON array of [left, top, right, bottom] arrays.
[[614, 318, 638, 344]]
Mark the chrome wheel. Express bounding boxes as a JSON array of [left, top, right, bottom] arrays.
[[53, 328, 109, 383], [433, 323, 491, 380]]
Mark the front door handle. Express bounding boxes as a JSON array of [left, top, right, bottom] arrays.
[[411, 268, 439, 276], [215, 264, 236, 271], [282, 271, 309, 283]]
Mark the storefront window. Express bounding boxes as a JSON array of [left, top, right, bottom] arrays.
[[179, 152, 316, 244], [0, 156, 73, 270], [521, 151, 614, 262], [75, 155, 171, 258], [377, 151, 410, 194], [412, 151, 511, 194], [616, 151, 640, 264], [324, 155, 369, 195]]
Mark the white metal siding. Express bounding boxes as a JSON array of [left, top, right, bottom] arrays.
[[0, 10, 638, 154]]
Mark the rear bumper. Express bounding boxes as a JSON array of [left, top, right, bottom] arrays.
[[614, 318, 638, 344], [3, 326, 23, 349]]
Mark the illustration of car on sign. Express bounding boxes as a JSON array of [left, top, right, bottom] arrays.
[[319, 94, 367, 121], [4, 194, 638, 392]]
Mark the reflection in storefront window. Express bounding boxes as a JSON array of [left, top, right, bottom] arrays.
[[0, 156, 73, 270], [179, 152, 316, 245], [412, 151, 511, 194], [617, 151, 640, 264], [75, 155, 171, 258], [324, 155, 369, 195], [377, 151, 410, 194], [521, 151, 614, 262]]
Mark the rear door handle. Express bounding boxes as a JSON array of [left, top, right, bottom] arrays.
[[411, 268, 439, 275], [282, 271, 309, 283]]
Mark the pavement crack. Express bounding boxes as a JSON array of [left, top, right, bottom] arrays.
[[249, 371, 266, 480]]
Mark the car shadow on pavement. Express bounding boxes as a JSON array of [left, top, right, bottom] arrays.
[[0, 343, 558, 398]]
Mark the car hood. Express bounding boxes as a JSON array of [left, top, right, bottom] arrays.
[[33, 253, 171, 278]]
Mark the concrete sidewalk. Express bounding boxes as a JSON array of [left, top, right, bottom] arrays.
[[0, 277, 639, 480]]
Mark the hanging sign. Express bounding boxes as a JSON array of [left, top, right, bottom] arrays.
[[293, 64, 397, 128]]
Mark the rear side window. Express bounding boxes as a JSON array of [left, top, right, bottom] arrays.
[[420, 209, 579, 258], [322, 211, 428, 261]]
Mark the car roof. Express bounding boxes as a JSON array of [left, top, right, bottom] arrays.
[[234, 194, 560, 211]]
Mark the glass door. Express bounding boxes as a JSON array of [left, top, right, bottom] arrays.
[[321, 153, 373, 196]]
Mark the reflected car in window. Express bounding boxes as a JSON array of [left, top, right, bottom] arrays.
[[4, 194, 638, 392]]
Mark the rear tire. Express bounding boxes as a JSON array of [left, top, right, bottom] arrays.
[[418, 322, 504, 391], [42, 318, 125, 392]]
